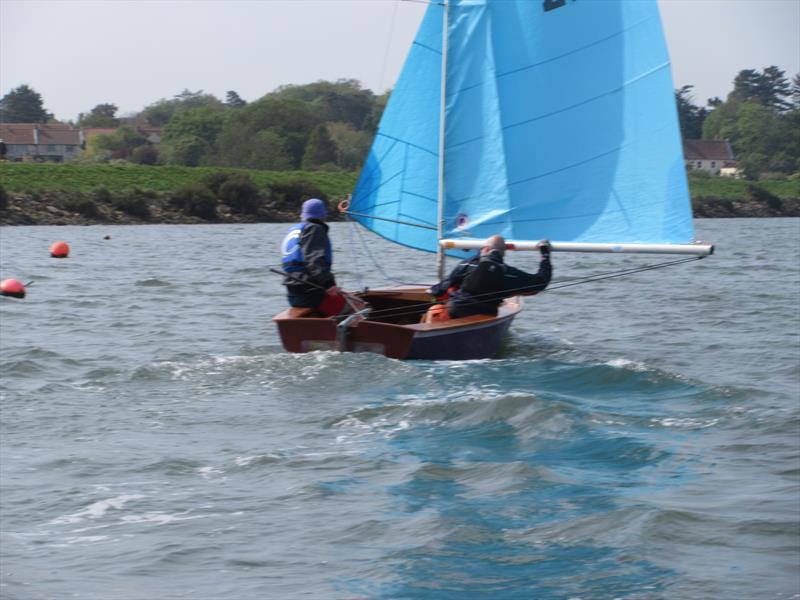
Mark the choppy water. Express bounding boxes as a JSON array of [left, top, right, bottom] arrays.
[[1, 219, 798, 600]]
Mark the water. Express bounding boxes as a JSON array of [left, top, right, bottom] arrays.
[[1, 219, 798, 600]]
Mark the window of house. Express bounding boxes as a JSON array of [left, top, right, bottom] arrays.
[[711, 161, 716, 168], [696, 161, 702, 169]]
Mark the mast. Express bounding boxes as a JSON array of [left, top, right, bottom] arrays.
[[435, 0, 449, 280]]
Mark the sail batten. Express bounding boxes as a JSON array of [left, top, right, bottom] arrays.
[[350, 0, 696, 255]]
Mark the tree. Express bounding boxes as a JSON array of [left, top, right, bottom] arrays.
[[729, 66, 792, 112], [215, 95, 320, 169], [138, 99, 177, 126], [0, 84, 51, 122], [362, 90, 389, 133], [326, 122, 371, 170], [162, 106, 224, 146], [703, 100, 795, 177], [173, 89, 224, 111], [675, 85, 708, 140], [302, 123, 338, 170], [274, 79, 374, 129], [86, 126, 149, 161], [161, 135, 211, 167], [130, 144, 159, 165], [248, 130, 294, 170], [160, 106, 224, 166], [139, 89, 224, 126], [78, 103, 119, 128], [225, 91, 246, 108], [792, 73, 800, 108]]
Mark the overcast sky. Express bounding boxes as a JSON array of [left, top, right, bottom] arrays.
[[1, 0, 798, 122]]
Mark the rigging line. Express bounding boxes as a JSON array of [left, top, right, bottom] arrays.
[[543, 256, 703, 292], [378, 0, 400, 94], [342, 210, 437, 230], [546, 256, 702, 287], [347, 213, 430, 287], [355, 256, 705, 320], [344, 214, 366, 292]]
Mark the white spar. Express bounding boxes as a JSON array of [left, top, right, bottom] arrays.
[[440, 239, 714, 256]]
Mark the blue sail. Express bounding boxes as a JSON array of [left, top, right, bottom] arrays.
[[350, 0, 694, 253]]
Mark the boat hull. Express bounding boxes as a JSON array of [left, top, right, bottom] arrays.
[[272, 287, 522, 360]]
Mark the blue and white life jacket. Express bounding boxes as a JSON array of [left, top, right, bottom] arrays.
[[280, 222, 332, 273]]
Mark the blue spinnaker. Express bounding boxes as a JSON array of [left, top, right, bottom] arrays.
[[350, 0, 694, 254]]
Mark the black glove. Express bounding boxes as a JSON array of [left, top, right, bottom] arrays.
[[539, 240, 551, 259]]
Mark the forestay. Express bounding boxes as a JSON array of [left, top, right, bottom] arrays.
[[349, 0, 705, 256]]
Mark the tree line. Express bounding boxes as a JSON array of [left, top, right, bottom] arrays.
[[2, 66, 799, 180], [0, 80, 386, 173]]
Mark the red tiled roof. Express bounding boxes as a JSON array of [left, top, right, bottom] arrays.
[[683, 139, 735, 161], [0, 123, 80, 145]]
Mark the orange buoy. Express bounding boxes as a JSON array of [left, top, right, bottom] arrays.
[[50, 241, 70, 258], [1, 278, 26, 299]]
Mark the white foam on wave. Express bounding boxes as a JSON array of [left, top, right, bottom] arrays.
[[119, 512, 206, 526], [233, 454, 280, 466], [605, 358, 649, 371], [651, 417, 719, 429], [50, 494, 147, 524], [64, 535, 110, 544], [197, 465, 226, 480], [143, 353, 273, 381]]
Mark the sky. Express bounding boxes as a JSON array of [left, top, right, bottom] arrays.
[[1, 0, 798, 123]]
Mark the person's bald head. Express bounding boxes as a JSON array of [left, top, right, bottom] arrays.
[[482, 235, 506, 256]]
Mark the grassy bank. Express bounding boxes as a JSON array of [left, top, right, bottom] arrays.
[[1, 163, 799, 224], [687, 175, 800, 201], [2, 162, 799, 201], [0, 163, 358, 199]]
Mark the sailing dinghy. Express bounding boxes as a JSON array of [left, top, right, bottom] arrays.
[[273, 0, 713, 360]]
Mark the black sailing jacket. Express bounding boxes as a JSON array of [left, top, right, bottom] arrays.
[[282, 219, 336, 294], [430, 251, 552, 317]]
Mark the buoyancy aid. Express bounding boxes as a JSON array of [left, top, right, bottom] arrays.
[[281, 222, 332, 273]]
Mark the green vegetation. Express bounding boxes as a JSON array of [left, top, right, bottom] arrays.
[[0, 162, 357, 199], [1, 68, 797, 223], [677, 67, 800, 178], [687, 173, 800, 201], [0, 84, 51, 122], [2, 162, 797, 203]]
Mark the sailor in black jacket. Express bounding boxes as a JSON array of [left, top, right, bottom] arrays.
[[429, 235, 552, 318], [281, 198, 344, 315]]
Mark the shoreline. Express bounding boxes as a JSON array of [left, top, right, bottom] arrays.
[[1, 191, 798, 226]]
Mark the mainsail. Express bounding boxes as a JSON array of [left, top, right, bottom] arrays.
[[350, 0, 699, 256]]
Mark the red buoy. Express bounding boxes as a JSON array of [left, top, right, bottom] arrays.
[[1, 279, 26, 299], [50, 241, 70, 258]]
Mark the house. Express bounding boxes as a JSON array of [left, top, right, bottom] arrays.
[[683, 139, 737, 176], [0, 123, 83, 162]]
